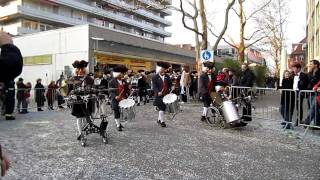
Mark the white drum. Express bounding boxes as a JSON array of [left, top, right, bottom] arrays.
[[221, 100, 240, 124], [119, 99, 136, 122], [163, 93, 180, 114]]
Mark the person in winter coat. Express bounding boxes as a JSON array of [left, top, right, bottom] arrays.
[[46, 81, 57, 110], [16, 78, 27, 113], [279, 70, 295, 129], [35, 78, 45, 111]]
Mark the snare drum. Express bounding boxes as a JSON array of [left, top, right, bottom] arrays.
[[163, 93, 180, 114], [221, 100, 240, 124], [119, 98, 136, 122]]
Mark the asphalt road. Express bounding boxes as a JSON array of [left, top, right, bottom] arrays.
[[0, 103, 320, 180]]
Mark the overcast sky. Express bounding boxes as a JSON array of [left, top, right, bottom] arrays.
[[165, 0, 306, 53]]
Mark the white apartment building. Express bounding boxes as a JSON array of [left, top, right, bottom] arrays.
[[0, 0, 172, 42]]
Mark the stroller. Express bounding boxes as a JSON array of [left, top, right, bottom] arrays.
[[67, 88, 109, 147]]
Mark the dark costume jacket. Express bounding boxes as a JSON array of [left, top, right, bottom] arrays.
[[152, 73, 172, 107], [108, 78, 130, 110]]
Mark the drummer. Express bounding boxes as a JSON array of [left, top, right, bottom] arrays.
[[199, 61, 216, 122], [109, 65, 130, 131], [137, 69, 148, 106], [152, 62, 172, 127]]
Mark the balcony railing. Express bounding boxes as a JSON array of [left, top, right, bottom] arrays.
[[103, 0, 171, 26], [137, 0, 172, 15], [55, 0, 171, 37]]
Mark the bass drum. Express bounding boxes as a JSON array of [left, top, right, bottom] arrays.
[[221, 100, 240, 124]]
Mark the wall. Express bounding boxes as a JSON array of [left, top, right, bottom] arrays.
[[13, 25, 90, 85]]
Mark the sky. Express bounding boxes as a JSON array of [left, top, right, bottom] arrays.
[[165, 0, 306, 53]]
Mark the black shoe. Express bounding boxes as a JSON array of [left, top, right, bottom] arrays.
[[284, 124, 292, 129], [281, 122, 286, 126], [243, 118, 252, 121], [137, 103, 140, 106], [144, 101, 146, 105], [117, 126, 122, 131], [119, 124, 124, 129], [77, 135, 81, 141], [201, 116, 207, 122], [160, 122, 166, 127], [59, 106, 64, 109], [5, 116, 15, 120], [20, 111, 28, 114], [38, 109, 43, 111], [157, 120, 161, 124]]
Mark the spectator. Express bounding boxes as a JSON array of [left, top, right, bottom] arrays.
[[16, 78, 27, 114], [305, 60, 320, 127], [0, 31, 23, 120], [56, 75, 65, 109], [292, 63, 309, 126], [239, 63, 255, 121], [0, 30, 23, 176], [228, 69, 238, 86], [25, 82, 32, 112], [46, 81, 57, 110], [35, 78, 45, 111], [279, 70, 295, 129]]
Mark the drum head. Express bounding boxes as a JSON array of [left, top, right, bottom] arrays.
[[163, 93, 178, 104], [119, 99, 135, 108]]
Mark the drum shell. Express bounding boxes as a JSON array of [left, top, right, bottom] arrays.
[[166, 100, 180, 114], [221, 101, 240, 123], [120, 106, 135, 122]]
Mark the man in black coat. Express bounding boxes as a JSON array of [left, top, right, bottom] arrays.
[[137, 69, 147, 106], [152, 62, 172, 127], [0, 31, 23, 120], [108, 65, 130, 131], [292, 63, 309, 126], [239, 63, 255, 121], [305, 60, 320, 126], [199, 62, 215, 121]]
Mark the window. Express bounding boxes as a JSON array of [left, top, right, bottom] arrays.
[[22, 20, 38, 30]]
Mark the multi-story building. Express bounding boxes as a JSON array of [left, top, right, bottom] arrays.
[[0, 0, 171, 42], [288, 38, 307, 71], [307, 0, 320, 66]]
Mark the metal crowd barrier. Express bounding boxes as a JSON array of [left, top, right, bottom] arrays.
[[230, 86, 320, 130]]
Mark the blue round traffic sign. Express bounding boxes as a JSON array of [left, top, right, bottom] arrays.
[[202, 51, 212, 61]]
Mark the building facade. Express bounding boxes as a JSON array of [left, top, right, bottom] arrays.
[[0, 0, 171, 42], [13, 25, 195, 84], [307, 0, 320, 65], [288, 38, 307, 71]]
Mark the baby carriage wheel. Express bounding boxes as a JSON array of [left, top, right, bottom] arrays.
[[102, 131, 108, 144], [80, 136, 87, 147]]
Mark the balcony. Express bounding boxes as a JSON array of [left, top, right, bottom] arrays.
[[17, 27, 40, 35], [137, 0, 172, 15], [103, 0, 171, 26], [0, 2, 19, 18], [18, 5, 85, 26], [55, 0, 171, 37]]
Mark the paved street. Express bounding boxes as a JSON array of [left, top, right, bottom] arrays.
[[1, 103, 320, 180]]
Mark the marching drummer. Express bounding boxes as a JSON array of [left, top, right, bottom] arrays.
[[109, 65, 130, 131], [199, 61, 216, 122], [152, 62, 172, 127], [137, 69, 148, 106]]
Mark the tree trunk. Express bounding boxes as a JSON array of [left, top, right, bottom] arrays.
[[238, 0, 245, 63], [199, 0, 208, 50]]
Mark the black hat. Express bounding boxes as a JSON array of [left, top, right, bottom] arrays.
[[72, 60, 80, 68], [203, 62, 215, 69], [157, 62, 170, 69], [18, 77, 23, 81], [72, 60, 88, 68], [113, 65, 128, 73], [138, 69, 145, 73]]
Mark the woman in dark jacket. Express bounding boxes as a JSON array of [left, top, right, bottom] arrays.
[[35, 78, 45, 111], [279, 70, 295, 129], [46, 81, 57, 110]]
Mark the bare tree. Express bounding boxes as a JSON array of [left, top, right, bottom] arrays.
[[210, 0, 272, 62], [254, 0, 289, 77]]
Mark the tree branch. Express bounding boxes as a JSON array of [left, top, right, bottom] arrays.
[[179, 0, 203, 36]]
